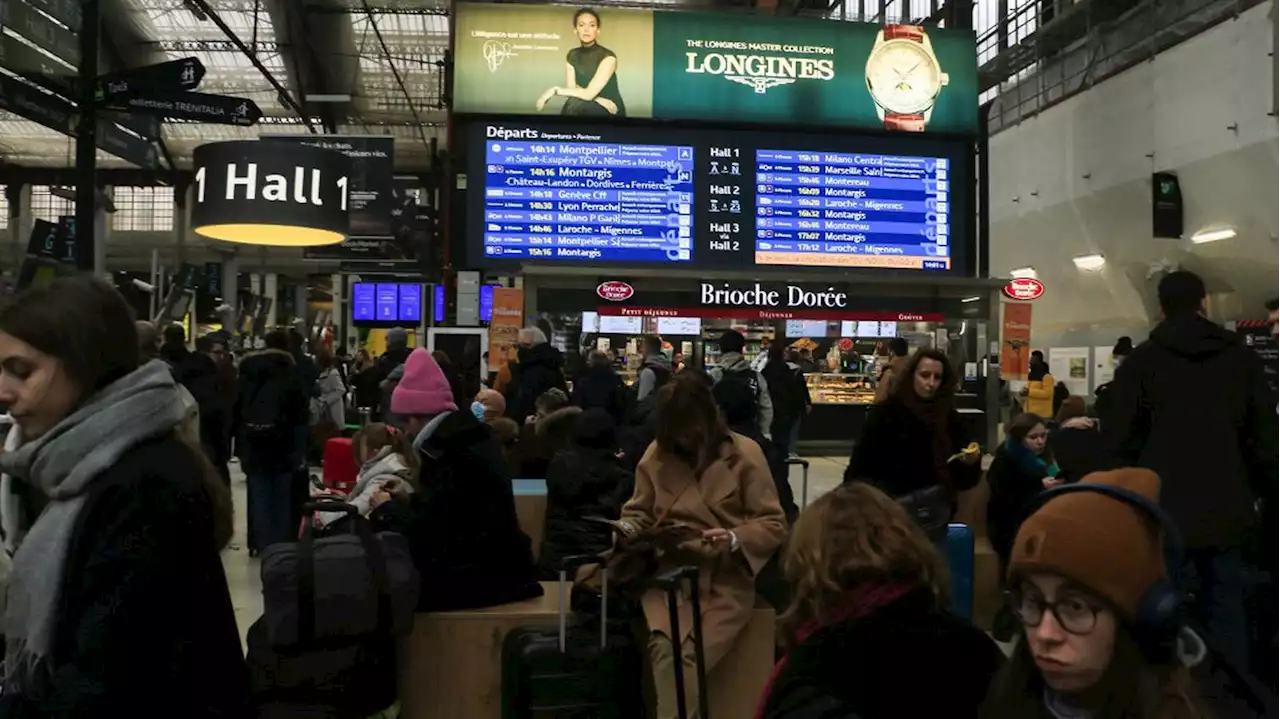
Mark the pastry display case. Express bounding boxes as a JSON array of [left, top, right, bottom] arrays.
[[805, 372, 877, 405]]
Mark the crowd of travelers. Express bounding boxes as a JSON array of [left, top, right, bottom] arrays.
[[0, 270, 1270, 718]]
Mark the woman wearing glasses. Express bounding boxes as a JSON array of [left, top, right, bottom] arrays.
[[981, 469, 1216, 718]]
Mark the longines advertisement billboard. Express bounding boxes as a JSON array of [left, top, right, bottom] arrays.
[[453, 3, 979, 134]]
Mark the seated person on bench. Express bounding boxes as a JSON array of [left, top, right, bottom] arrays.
[[370, 349, 543, 612]]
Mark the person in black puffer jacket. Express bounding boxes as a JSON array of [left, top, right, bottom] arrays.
[[369, 349, 542, 612], [537, 408, 634, 577], [570, 350, 628, 424], [506, 327, 568, 423]]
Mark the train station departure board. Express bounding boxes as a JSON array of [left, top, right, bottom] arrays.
[[467, 120, 969, 273]]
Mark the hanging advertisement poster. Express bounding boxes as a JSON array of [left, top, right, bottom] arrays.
[[1000, 302, 1032, 381], [268, 135, 395, 239], [489, 287, 524, 372], [453, 3, 979, 134]]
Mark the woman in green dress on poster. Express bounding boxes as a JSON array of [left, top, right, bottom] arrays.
[[535, 8, 626, 117]]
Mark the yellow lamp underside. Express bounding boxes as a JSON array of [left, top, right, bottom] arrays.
[[195, 223, 346, 247]]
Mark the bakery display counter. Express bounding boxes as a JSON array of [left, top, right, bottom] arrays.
[[798, 373, 875, 447]]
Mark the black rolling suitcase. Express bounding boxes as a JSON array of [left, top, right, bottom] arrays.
[[654, 566, 711, 719], [502, 555, 643, 719]]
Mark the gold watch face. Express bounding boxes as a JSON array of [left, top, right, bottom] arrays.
[[865, 39, 943, 115]]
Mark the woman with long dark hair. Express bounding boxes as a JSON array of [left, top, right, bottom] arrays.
[[980, 469, 1217, 719], [0, 275, 245, 715], [843, 348, 982, 543], [759, 482, 1003, 719], [618, 371, 786, 719]]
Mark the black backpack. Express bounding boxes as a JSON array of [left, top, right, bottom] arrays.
[[714, 368, 761, 427], [242, 376, 289, 439]]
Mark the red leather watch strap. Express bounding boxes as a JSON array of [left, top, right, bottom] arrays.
[[885, 114, 926, 132], [884, 24, 925, 42]]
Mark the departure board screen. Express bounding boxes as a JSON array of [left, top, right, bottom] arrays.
[[754, 150, 949, 270], [482, 140, 695, 263], [467, 121, 969, 273]]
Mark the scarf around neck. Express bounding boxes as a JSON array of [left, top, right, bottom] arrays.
[[756, 581, 917, 719], [0, 359, 185, 692]]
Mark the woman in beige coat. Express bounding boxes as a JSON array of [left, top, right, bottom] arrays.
[[617, 371, 787, 719]]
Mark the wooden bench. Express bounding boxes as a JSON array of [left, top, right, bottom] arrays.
[[398, 582, 776, 719], [512, 479, 547, 560]]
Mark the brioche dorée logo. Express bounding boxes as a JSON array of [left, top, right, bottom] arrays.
[[596, 281, 634, 302], [1002, 278, 1044, 301]]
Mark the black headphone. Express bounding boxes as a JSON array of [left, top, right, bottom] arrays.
[[1025, 482, 1185, 653]]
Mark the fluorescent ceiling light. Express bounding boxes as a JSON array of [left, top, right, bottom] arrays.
[[1010, 267, 1038, 279], [1072, 254, 1106, 270], [306, 94, 351, 103], [1190, 228, 1236, 244], [960, 296, 981, 303]]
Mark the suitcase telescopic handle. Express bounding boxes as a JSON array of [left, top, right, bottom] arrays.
[[557, 554, 608, 653], [654, 565, 710, 719]]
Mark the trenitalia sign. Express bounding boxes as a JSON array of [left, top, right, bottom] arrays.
[[453, 3, 979, 135]]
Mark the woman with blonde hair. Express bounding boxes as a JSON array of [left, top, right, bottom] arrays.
[[758, 482, 1003, 719]]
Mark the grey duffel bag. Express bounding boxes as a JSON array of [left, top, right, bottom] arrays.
[[260, 499, 419, 648]]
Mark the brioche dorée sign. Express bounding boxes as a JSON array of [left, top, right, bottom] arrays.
[[1002, 278, 1045, 301], [596, 281, 634, 302], [699, 282, 848, 309]]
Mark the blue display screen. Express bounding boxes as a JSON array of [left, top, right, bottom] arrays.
[[433, 284, 445, 324], [353, 282, 422, 324], [481, 138, 695, 263], [398, 284, 421, 322], [479, 284, 495, 322], [755, 151, 950, 270], [469, 123, 968, 273], [352, 283, 376, 321], [375, 284, 398, 321]]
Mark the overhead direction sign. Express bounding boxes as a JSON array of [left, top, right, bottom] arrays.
[[18, 0, 75, 30], [0, 31, 74, 79], [96, 57, 204, 100], [102, 90, 262, 126], [0, 0, 79, 66], [0, 72, 73, 133], [96, 119, 159, 169]]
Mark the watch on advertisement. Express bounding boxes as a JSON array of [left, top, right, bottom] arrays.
[[865, 25, 950, 132]]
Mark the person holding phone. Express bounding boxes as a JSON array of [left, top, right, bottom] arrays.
[[613, 371, 786, 719]]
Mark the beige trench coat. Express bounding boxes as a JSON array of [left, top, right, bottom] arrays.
[[622, 433, 787, 668]]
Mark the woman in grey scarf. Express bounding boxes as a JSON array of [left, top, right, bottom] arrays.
[[0, 276, 246, 716]]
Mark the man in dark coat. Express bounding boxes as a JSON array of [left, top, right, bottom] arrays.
[[570, 350, 628, 424], [1100, 270, 1278, 671], [505, 327, 568, 422], [175, 335, 234, 486]]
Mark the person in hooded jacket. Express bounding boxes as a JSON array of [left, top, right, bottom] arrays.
[[1099, 270, 1278, 672], [634, 335, 673, 402], [366, 348, 543, 611], [519, 389, 582, 480], [235, 329, 309, 555], [158, 324, 189, 367], [537, 408, 633, 577], [375, 327, 413, 384], [506, 327, 568, 422], [0, 276, 246, 717], [760, 482, 1003, 719], [709, 330, 774, 440], [570, 349, 628, 423]]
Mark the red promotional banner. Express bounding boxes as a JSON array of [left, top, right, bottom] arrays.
[[1000, 301, 1033, 380]]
